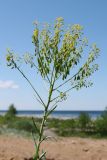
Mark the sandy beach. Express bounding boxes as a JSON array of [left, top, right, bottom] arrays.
[[0, 135, 107, 160]]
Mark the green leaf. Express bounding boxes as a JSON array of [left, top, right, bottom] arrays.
[[46, 105, 57, 117], [32, 117, 40, 136]]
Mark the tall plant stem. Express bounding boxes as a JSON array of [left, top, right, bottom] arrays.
[[34, 72, 56, 160]]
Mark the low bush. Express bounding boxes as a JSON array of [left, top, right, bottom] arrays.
[[6, 117, 40, 134], [5, 104, 17, 119], [78, 112, 91, 132]]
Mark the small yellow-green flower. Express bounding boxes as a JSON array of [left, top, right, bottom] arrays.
[[6, 54, 11, 62], [56, 17, 64, 22], [72, 24, 83, 31], [33, 29, 39, 38]]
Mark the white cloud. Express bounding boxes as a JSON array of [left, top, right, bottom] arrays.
[[0, 80, 19, 89]]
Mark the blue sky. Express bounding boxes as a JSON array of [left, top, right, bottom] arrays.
[[0, 0, 107, 110]]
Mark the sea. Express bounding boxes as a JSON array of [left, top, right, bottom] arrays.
[[0, 110, 105, 119]]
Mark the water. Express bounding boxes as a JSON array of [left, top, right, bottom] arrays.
[[0, 110, 104, 119]]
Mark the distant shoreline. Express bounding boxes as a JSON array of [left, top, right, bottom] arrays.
[[0, 110, 104, 119]]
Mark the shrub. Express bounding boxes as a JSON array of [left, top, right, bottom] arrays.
[[5, 104, 17, 118], [7, 118, 39, 133], [12, 120, 34, 132], [95, 109, 107, 136], [78, 112, 91, 132], [51, 119, 77, 136]]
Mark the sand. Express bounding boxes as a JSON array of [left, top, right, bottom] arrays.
[[0, 135, 107, 160]]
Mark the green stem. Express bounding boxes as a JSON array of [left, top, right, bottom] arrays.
[[34, 72, 56, 160], [12, 60, 46, 108]]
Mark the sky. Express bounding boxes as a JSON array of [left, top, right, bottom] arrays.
[[0, 0, 107, 111]]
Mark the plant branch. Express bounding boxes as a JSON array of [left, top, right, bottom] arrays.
[[34, 94, 44, 106], [32, 131, 37, 149], [53, 70, 81, 91], [51, 85, 78, 103], [12, 60, 46, 108]]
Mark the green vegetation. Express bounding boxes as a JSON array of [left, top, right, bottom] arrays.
[[6, 17, 100, 159], [0, 105, 41, 135], [1, 110, 107, 138], [0, 115, 41, 136], [95, 111, 107, 136], [78, 112, 91, 132], [5, 104, 17, 119], [46, 111, 107, 138]]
